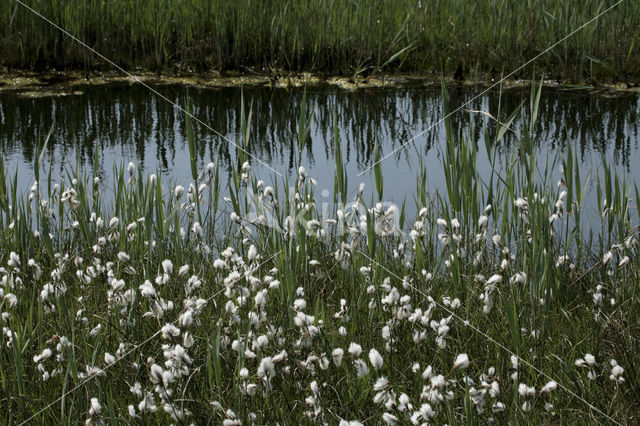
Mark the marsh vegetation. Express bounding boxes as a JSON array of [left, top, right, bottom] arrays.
[[0, 82, 638, 424], [2, 0, 639, 82]]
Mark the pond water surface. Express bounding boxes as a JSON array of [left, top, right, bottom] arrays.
[[1, 84, 639, 221]]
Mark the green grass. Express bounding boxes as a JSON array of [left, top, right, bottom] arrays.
[[0, 82, 639, 424], [1, 0, 640, 82]]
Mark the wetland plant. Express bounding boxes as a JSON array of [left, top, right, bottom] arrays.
[[0, 85, 638, 424]]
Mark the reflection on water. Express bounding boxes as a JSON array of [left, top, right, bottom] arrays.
[[1, 84, 639, 214]]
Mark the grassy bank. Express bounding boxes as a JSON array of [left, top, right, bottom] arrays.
[[0, 82, 638, 423], [2, 0, 639, 83]]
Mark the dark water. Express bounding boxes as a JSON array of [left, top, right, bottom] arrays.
[[1, 84, 639, 219]]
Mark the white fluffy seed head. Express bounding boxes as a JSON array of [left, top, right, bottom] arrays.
[[174, 185, 185, 199], [452, 353, 469, 370], [332, 348, 344, 366], [369, 348, 384, 371], [348, 342, 362, 357], [162, 259, 173, 275], [540, 380, 557, 394]]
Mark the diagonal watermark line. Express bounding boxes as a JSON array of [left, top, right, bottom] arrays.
[[19, 250, 283, 425], [356, 250, 622, 425], [14, 0, 283, 178], [358, 0, 624, 176]]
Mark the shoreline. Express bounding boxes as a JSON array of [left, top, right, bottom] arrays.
[[2, 71, 639, 98]]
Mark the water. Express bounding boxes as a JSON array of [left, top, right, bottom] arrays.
[[1, 83, 639, 220]]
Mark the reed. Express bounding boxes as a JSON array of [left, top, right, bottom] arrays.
[[1, 0, 639, 82]]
